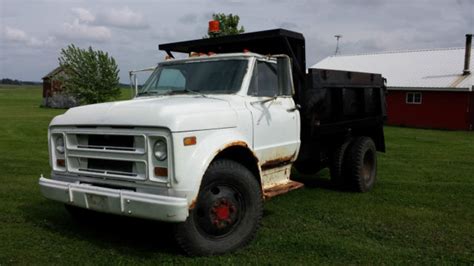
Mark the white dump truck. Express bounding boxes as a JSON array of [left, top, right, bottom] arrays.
[[39, 29, 386, 255]]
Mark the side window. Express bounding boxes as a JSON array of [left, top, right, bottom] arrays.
[[406, 92, 422, 104], [248, 61, 278, 97], [157, 69, 186, 89]]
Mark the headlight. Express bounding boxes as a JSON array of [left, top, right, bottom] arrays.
[[153, 140, 167, 161], [56, 136, 65, 154]]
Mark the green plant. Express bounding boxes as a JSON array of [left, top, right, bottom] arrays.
[[58, 44, 120, 104]]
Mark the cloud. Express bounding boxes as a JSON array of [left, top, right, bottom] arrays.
[[178, 14, 198, 24], [4, 26, 29, 42], [58, 20, 112, 42], [71, 7, 95, 23], [278, 22, 298, 30], [55, 8, 111, 42], [97, 7, 148, 29], [2, 26, 55, 47]]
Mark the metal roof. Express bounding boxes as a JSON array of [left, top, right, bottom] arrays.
[[42, 66, 64, 80], [312, 47, 473, 91]]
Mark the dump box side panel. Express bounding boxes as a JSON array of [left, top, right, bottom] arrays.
[[296, 69, 386, 169], [305, 69, 386, 123]]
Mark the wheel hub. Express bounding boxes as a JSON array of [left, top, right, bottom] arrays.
[[211, 198, 237, 228], [194, 184, 243, 237]]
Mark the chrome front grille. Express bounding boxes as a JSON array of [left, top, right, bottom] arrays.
[[66, 133, 146, 154], [64, 132, 148, 181]]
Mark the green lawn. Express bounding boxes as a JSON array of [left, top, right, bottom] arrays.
[[0, 86, 473, 264]]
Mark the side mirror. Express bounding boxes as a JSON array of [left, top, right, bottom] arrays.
[[276, 56, 294, 96], [129, 71, 138, 98]]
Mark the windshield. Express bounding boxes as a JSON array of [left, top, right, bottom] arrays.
[[137, 59, 248, 96]]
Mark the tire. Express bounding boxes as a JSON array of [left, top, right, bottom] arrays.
[[173, 159, 263, 256], [329, 139, 351, 186], [345, 137, 377, 192]]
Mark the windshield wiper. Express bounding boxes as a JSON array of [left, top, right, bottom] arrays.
[[138, 89, 209, 98], [178, 89, 208, 98], [136, 91, 160, 97]]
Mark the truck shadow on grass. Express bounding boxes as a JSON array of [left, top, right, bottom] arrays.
[[292, 171, 350, 192], [21, 198, 280, 257], [21, 200, 182, 257]]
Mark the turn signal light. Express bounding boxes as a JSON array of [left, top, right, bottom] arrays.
[[183, 136, 197, 146], [154, 167, 168, 177]]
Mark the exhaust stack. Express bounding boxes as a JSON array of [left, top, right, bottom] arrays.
[[463, 34, 472, 75]]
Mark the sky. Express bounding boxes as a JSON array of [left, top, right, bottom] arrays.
[[0, 0, 472, 83]]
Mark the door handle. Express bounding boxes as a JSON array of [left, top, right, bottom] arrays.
[[287, 104, 301, 112]]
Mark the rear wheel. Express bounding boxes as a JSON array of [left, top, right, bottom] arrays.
[[330, 139, 351, 186], [345, 137, 377, 192], [174, 159, 263, 256]]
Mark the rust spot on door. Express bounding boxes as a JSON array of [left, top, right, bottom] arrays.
[[263, 180, 304, 199], [261, 152, 296, 171]]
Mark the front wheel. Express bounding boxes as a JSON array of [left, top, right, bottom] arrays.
[[173, 159, 263, 256]]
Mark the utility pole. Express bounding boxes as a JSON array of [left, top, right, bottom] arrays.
[[334, 34, 342, 55]]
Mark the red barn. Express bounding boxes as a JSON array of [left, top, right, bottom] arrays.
[[42, 66, 77, 108], [313, 34, 473, 130]]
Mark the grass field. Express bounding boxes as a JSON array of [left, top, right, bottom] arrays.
[[0, 86, 473, 264]]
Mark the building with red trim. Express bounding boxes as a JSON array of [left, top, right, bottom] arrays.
[[42, 66, 77, 108], [313, 35, 473, 130]]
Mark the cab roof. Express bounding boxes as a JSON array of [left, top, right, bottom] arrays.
[[158, 28, 306, 96], [159, 52, 271, 65]]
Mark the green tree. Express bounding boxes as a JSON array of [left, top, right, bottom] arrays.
[[208, 13, 245, 38], [58, 44, 120, 105]]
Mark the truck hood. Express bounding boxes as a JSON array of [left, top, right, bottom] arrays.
[[50, 95, 237, 132]]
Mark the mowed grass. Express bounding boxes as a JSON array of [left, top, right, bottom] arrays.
[[0, 85, 473, 264]]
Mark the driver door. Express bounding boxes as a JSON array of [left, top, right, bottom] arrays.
[[246, 59, 300, 171]]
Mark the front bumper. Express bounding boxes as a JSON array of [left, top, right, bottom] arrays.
[[39, 177, 189, 222]]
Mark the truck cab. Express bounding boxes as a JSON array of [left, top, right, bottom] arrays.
[[39, 29, 386, 256], [40, 51, 303, 254]]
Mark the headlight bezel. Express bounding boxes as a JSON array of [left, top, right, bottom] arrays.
[[55, 135, 65, 154], [153, 140, 167, 161]]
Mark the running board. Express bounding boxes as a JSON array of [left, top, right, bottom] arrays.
[[263, 180, 304, 199]]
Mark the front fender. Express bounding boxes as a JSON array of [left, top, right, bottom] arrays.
[[171, 128, 256, 206]]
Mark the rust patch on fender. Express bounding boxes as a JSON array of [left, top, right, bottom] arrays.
[[189, 199, 197, 210], [224, 140, 248, 148], [214, 140, 259, 163], [263, 180, 304, 199], [215, 141, 249, 155], [261, 152, 296, 171]]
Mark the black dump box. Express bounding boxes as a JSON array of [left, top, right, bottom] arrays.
[[299, 68, 387, 170], [160, 29, 387, 169]]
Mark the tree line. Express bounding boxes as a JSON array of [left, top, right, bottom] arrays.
[[0, 78, 41, 85]]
